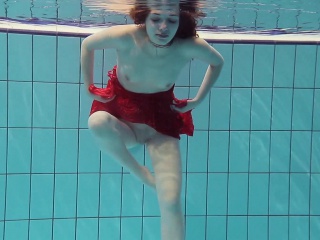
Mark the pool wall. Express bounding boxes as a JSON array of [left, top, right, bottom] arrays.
[[0, 32, 320, 240]]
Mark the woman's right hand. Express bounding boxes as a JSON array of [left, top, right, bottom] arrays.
[[87, 84, 116, 103], [88, 92, 116, 103]]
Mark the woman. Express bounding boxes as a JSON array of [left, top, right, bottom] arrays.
[[81, 0, 224, 239]]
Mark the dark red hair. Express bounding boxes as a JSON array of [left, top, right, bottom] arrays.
[[129, 0, 206, 38]]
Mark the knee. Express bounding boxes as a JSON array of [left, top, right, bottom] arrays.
[[88, 112, 116, 138]]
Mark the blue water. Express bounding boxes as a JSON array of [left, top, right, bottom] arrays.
[[1, 0, 320, 33], [0, 1, 320, 240]]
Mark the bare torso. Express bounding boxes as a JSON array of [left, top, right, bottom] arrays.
[[115, 25, 191, 94], [110, 25, 192, 142]]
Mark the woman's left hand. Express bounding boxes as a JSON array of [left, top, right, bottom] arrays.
[[171, 99, 199, 113]]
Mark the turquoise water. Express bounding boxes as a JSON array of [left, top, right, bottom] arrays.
[[1, 0, 320, 33], [0, 1, 320, 240]]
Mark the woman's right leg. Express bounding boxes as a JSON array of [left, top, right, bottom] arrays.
[[88, 111, 155, 188]]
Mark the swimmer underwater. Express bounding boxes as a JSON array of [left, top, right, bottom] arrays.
[[81, 0, 224, 239]]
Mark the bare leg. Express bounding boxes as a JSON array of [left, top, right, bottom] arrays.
[[88, 111, 155, 188], [147, 134, 185, 240]]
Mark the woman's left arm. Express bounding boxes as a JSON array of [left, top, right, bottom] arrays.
[[172, 38, 224, 112]]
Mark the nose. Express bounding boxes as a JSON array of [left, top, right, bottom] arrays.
[[159, 20, 167, 31]]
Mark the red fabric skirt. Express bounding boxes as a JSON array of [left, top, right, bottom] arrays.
[[89, 66, 194, 139]]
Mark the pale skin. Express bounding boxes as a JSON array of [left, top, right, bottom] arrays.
[[81, 2, 224, 240]]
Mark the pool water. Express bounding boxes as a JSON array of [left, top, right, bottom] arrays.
[[0, 0, 319, 240]]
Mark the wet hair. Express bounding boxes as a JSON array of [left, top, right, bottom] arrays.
[[129, 1, 206, 38]]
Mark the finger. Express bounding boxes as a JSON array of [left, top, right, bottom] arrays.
[[171, 105, 183, 113], [98, 95, 116, 103], [107, 95, 116, 101]]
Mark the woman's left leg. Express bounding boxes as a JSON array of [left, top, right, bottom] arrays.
[[146, 134, 184, 240]]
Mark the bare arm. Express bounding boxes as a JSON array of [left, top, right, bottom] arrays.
[[187, 38, 224, 104], [81, 25, 132, 91], [172, 37, 223, 112]]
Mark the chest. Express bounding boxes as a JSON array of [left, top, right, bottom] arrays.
[[116, 47, 189, 92]]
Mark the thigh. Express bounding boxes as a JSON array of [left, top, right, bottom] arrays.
[[146, 134, 182, 200], [88, 111, 139, 148], [123, 120, 158, 144]]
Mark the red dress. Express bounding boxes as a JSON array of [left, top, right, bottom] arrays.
[[89, 66, 194, 139]]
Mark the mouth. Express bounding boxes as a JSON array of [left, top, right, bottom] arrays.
[[156, 34, 169, 39]]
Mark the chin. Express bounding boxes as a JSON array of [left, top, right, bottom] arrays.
[[155, 37, 174, 45]]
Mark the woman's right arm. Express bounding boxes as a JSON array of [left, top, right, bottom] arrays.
[[81, 38, 95, 91], [81, 25, 131, 99]]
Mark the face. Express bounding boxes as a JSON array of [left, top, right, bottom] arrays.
[[145, 0, 180, 45]]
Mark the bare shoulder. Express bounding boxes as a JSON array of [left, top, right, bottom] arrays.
[[178, 37, 224, 66], [82, 24, 138, 50]]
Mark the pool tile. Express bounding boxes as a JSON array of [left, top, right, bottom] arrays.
[[8, 33, 32, 81], [33, 35, 57, 82], [54, 174, 77, 218]]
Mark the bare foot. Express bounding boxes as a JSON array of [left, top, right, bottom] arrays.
[[140, 166, 156, 189]]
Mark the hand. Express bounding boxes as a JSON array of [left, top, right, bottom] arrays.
[[88, 84, 116, 103], [89, 92, 116, 103], [171, 98, 199, 113]]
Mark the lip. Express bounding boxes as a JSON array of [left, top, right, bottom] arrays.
[[156, 34, 169, 39]]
